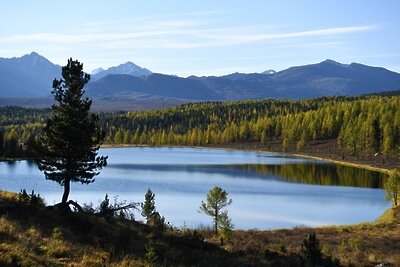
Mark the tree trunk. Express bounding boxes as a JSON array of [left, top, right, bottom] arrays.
[[214, 208, 218, 234], [62, 178, 70, 204]]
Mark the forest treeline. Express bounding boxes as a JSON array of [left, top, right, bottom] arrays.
[[0, 95, 399, 159]]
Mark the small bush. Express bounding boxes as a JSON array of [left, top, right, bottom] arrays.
[[83, 202, 96, 214], [51, 227, 63, 240], [145, 239, 158, 267], [97, 194, 138, 220], [45, 227, 70, 258], [147, 212, 166, 232], [18, 189, 44, 206], [301, 232, 322, 266], [218, 211, 234, 245], [80, 251, 110, 267], [277, 243, 287, 253]]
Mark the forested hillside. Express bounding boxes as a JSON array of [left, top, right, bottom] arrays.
[[0, 96, 399, 161], [101, 96, 400, 159]]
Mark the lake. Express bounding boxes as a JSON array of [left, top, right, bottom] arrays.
[[0, 147, 390, 230]]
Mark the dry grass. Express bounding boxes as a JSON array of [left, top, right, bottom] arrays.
[[229, 207, 400, 266], [0, 191, 234, 266], [0, 190, 399, 266]]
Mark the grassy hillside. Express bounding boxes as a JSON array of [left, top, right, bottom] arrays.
[[0, 191, 235, 267], [0, 190, 399, 266]]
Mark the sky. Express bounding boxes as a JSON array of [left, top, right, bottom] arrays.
[[0, 0, 399, 76]]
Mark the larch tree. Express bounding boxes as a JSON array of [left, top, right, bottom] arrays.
[[123, 129, 131, 144], [385, 170, 400, 206], [37, 58, 107, 208], [114, 128, 124, 144], [199, 186, 232, 234]]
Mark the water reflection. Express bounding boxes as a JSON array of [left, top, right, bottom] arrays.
[[225, 163, 385, 188], [5, 160, 17, 172], [107, 162, 385, 188]]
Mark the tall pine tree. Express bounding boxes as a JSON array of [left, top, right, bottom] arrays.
[[141, 188, 156, 223], [37, 59, 107, 206]]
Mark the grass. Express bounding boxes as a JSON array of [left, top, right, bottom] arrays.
[[228, 207, 400, 266], [0, 190, 399, 266], [0, 191, 238, 266]]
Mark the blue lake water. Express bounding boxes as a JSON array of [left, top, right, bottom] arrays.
[[0, 147, 390, 230]]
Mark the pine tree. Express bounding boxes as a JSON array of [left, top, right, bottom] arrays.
[[382, 123, 393, 157], [199, 186, 232, 234], [141, 188, 156, 223], [37, 59, 107, 206], [160, 130, 167, 145], [123, 129, 131, 144], [144, 238, 158, 266], [4, 129, 18, 157], [260, 130, 267, 144], [140, 132, 147, 144], [167, 129, 175, 144], [131, 130, 140, 144], [385, 170, 400, 206], [301, 232, 322, 266], [114, 128, 124, 144], [218, 211, 234, 244]]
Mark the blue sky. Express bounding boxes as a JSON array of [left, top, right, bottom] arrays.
[[0, 0, 399, 76]]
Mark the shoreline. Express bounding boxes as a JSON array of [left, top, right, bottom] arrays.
[[100, 143, 392, 174], [1, 143, 392, 174]]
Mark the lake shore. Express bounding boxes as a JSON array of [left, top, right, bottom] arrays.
[[2, 140, 396, 174]]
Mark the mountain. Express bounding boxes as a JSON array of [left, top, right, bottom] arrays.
[[91, 62, 152, 81], [0, 52, 61, 97], [187, 59, 400, 99], [86, 73, 222, 100], [1, 53, 400, 103], [266, 59, 400, 98]]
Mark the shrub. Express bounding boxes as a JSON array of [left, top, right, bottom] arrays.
[[277, 243, 287, 253], [97, 194, 138, 220], [145, 239, 158, 267], [301, 232, 322, 266], [18, 189, 44, 206], [218, 211, 234, 245]]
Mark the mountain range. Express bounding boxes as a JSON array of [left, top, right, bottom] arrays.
[[1, 52, 400, 107]]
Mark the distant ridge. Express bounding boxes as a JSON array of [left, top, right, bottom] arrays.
[[1, 53, 400, 102]]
